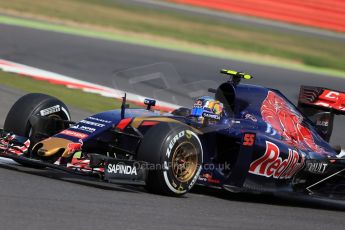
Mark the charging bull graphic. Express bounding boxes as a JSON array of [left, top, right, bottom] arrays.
[[261, 91, 324, 153]]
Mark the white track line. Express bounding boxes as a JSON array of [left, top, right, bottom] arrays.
[[0, 59, 179, 111]]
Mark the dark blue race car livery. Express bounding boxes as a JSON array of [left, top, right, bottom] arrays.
[[1, 69, 344, 198]]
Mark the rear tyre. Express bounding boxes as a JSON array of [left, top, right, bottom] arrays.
[[4, 93, 71, 167], [137, 122, 203, 196]]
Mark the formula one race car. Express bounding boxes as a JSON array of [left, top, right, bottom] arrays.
[[1, 69, 345, 198]]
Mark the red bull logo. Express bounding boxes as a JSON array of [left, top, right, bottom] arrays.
[[249, 141, 305, 179]]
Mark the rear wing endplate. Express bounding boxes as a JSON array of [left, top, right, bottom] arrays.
[[298, 86, 345, 115]]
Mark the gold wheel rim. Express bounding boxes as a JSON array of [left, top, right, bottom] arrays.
[[171, 141, 198, 183]]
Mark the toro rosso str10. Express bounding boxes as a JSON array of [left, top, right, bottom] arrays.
[[1, 69, 345, 198]]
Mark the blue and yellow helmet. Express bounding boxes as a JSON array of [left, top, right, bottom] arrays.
[[191, 96, 223, 125]]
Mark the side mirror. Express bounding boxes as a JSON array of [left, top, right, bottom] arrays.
[[144, 98, 156, 110]]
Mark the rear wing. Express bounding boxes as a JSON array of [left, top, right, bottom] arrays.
[[298, 86, 345, 115], [298, 86, 345, 142]]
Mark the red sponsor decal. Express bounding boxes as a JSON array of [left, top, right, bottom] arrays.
[[313, 90, 345, 112], [243, 133, 255, 146], [249, 141, 305, 179], [60, 130, 88, 139], [67, 140, 83, 153], [116, 118, 132, 130], [140, 121, 160, 126], [261, 91, 324, 153], [199, 173, 221, 184]]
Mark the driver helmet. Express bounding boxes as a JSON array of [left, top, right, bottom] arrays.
[[191, 96, 223, 126]]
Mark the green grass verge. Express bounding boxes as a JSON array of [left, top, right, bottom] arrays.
[[0, 71, 130, 113], [1, 0, 345, 74]]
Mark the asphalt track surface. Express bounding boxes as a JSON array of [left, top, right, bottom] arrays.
[[0, 24, 345, 230]]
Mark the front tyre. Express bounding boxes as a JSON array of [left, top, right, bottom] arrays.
[[4, 93, 71, 167], [137, 123, 203, 196]]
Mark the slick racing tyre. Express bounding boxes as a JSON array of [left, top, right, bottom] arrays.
[[4, 93, 71, 167], [137, 122, 203, 196]]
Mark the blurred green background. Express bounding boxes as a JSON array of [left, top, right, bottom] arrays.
[[0, 0, 345, 72]]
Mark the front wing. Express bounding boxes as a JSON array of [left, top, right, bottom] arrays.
[[0, 129, 147, 185]]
